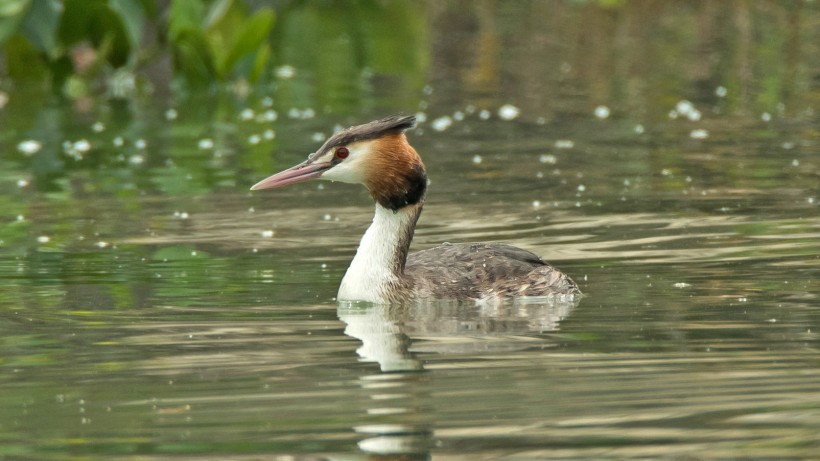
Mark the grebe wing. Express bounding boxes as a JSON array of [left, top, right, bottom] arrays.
[[404, 243, 580, 298]]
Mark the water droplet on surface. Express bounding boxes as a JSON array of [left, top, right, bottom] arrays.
[[240, 108, 255, 120], [261, 230, 274, 238], [690, 129, 709, 139], [260, 109, 277, 122], [479, 110, 491, 120], [198, 138, 214, 149], [17, 140, 42, 155], [498, 104, 520, 121], [275, 65, 296, 79], [165, 108, 178, 120], [472, 155, 482, 164], [715, 86, 727, 97], [594, 105, 610, 119], [676, 100, 694, 115], [431, 116, 452, 132]]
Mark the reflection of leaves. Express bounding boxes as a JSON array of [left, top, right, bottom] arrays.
[[152, 245, 210, 261]]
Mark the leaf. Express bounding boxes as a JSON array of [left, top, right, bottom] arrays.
[[20, 0, 60, 58], [203, 0, 233, 29], [3, 34, 49, 80], [109, 0, 146, 49], [248, 42, 270, 83], [217, 8, 274, 79], [168, 0, 204, 42], [0, 0, 29, 44], [172, 29, 215, 84]]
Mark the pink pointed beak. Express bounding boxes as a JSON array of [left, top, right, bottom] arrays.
[[250, 159, 331, 191]]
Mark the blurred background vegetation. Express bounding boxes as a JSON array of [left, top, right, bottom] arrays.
[[0, 0, 426, 96]]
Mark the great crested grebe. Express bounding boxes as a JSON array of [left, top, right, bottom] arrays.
[[251, 115, 581, 304]]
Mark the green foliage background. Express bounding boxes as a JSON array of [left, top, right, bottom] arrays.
[[0, 0, 275, 86], [0, 0, 427, 95]]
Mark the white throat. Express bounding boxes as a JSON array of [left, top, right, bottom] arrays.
[[337, 204, 419, 304]]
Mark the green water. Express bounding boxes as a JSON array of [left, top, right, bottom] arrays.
[[1, 2, 819, 459]]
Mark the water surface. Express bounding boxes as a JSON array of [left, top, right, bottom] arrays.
[[1, 1, 819, 459]]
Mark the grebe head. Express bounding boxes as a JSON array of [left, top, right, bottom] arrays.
[[250, 115, 427, 210]]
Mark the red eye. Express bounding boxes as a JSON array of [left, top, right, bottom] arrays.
[[335, 147, 349, 159]]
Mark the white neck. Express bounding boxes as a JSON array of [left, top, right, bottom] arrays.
[[337, 204, 420, 304]]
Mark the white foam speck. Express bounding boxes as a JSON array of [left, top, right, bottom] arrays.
[[594, 105, 610, 119], [690, 129, 709, 139], [539, 154, 557, 164], [431, 116, 452, 132], [472, 155, 482, 164], [498, 104, 520, 121], [715, 86, 727, 97], [479, 109, 491, 120], [554, 139, 574, 149], [275, 65, 296, 79], [198, 138, 214, 149], [17, 140, 42, 155], [37, 236, 50, 243], [261, 230, 274, 238], [240, 108, 255, 120]]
